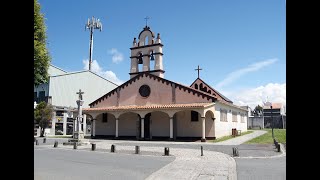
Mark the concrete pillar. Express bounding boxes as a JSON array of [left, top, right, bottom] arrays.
[[63, 111, 67, 135], [201, 117, 206, 142], [92, 119, 96, 137], [115, 118, 119, 138], [141, 118, 144, 138], [83, 114, 87, 134], [169, 117, 173, 139]]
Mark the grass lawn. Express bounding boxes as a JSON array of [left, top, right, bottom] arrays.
[[245, 128, 286, 144], [210, 130, 254, 143]]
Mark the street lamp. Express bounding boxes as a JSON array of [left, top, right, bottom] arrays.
[[271, 105, 274, 139]]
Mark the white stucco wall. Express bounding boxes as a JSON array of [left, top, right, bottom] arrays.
[[175, 110, 202, 137], [118, 112, 138, 136], [95, 113, 116, 136], [214, 101, 248, 138], [150, 111, 170, 137]]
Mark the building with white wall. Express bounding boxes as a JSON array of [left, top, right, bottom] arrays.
[[34, 64, 118, 136]]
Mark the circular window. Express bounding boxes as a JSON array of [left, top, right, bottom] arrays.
[[139, 85, 151, 97]]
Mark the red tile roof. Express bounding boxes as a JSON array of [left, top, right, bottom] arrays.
[[83, 103, 214, 112], [263, 103, 282, 109]]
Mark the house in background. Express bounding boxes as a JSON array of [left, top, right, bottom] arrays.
[[247, 102, 286, 129], [34, 64, 118, 136], [263, 102, 286, 129]]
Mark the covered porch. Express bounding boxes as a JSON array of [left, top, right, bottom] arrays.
[[83, 102, 216, 142]]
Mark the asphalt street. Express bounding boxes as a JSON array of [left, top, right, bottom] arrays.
[[236, 156, 286, 180], [34, 146, 175, 180], [34, 135, 286, 180]]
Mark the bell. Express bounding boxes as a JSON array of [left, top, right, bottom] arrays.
[[150, 52, 155, 61]]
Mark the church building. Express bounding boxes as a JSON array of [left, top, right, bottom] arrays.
[[83, 25, 248, 141]]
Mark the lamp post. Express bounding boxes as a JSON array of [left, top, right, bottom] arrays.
[[271, 105, 274, 139]]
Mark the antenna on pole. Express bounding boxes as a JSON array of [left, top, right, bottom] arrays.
[[85, 16, 103, 71]]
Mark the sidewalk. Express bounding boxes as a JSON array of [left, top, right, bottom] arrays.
[[213, 130, 267, 145]]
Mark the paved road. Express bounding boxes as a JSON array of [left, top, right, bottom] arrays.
[[35, 130, 286, 180], [236, 156, 286, 180], [34, 147, 175, 180]]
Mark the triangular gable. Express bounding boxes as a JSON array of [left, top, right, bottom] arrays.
[[89, 73, 217, 108], [190, 78, 233, 103]]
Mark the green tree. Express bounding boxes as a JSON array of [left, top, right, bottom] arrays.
[[34, 0, 51, 86], [253, 105, 263, 116], [34, 102, 53, 137]]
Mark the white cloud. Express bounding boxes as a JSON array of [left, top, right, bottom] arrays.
[[216, 58, 278, 88], [108, 48, 124, 64], [222, 83, 286, 110], [83, 59, 124, 85]]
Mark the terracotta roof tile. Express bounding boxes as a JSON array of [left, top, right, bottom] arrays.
[[263, 103, 282, 109], [83, 103, 214, 112]]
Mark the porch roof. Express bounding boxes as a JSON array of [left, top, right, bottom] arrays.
[[82, 102, 214, 112]]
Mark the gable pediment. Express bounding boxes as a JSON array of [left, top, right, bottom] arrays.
[[89, 73, 216, 108], [190, 78, 233, 103]]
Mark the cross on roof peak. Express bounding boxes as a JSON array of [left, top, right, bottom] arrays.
[[195, 65, 203, 78], [144, 16, 150, 27]]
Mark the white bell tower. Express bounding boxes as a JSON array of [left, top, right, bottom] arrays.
[[129, 25, 164, 79]]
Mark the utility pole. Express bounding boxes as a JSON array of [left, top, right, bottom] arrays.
[[85, 17, 102, 71]]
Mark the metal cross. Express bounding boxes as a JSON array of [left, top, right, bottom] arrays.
[[195, 65, 203, 78], [76, 89, 84, 100], [144, 16, 150, 26]]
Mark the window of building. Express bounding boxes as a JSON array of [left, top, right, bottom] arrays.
[[232, 111, 238, 122], [195, 84, 198, 89], [241, 113, 245, 123], [102, 113, 108, 123], [220, 109, 227, 122], [191, 111, 199, 121]]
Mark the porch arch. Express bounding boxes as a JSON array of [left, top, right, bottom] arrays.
[[94, 112, 116, 137], [173, 110, 202, 139], [205, 110, 215, 139], [148, 111, 170, 138], [118, 112, 140, 138]]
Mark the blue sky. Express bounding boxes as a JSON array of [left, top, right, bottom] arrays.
[[39, 0, 286, 109]]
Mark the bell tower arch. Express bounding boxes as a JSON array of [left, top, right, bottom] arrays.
[[129, 25, 164, 79]]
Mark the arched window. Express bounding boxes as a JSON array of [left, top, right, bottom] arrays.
[[200, 83, 203, 90], [145, 36, 149, 46], [138, 52, 143, 71], [195, 84, 198, 89], [150, 51, 155, 70]]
